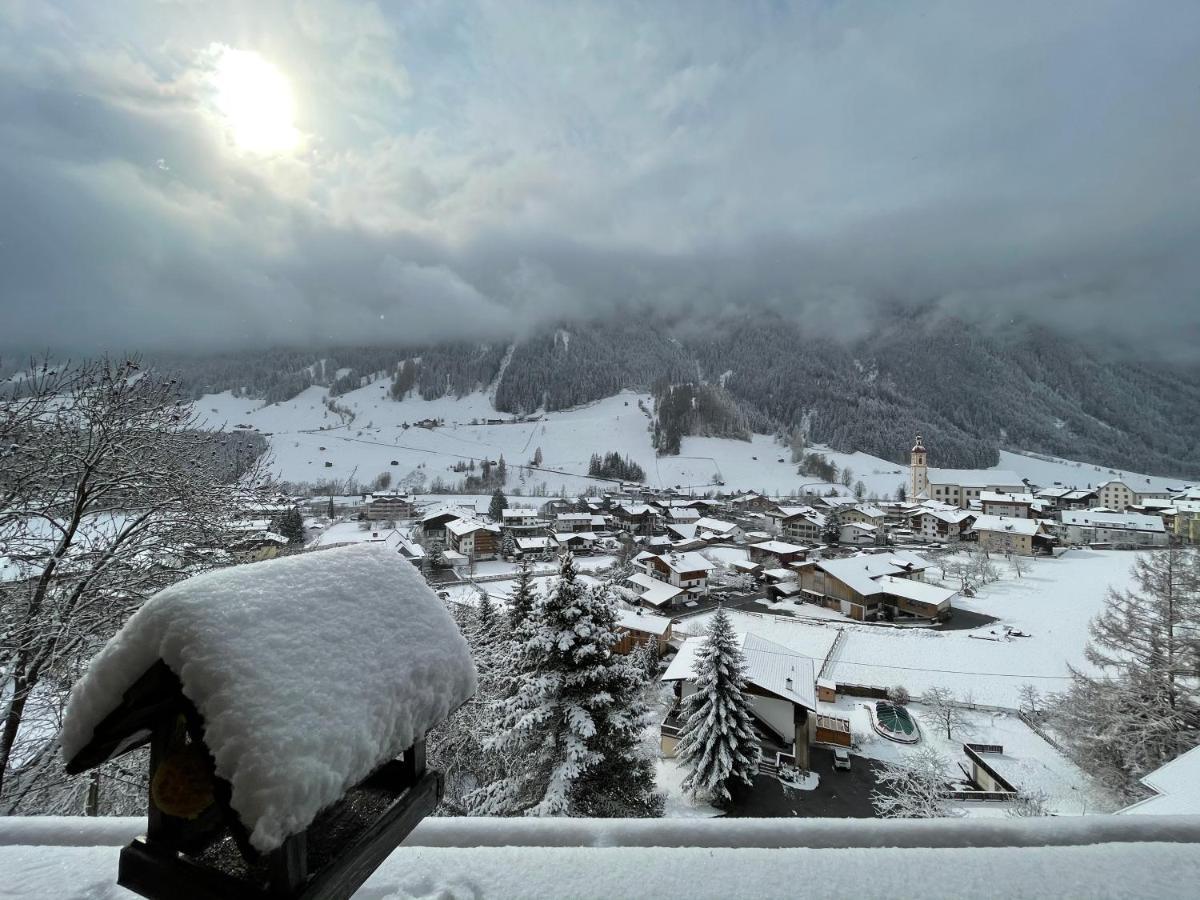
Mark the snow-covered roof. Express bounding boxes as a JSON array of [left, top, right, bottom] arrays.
[[668, 508, 701, 521], [971, 515, 1044, 536], [749, 540, 806, 555], [615, 608, 673, 636], [694, 517, 737, 534], [873, 575, 956, 608], [851, 504, 885, 519], [980, 491, 1035, 505], [666, 523, 698, 541], [639, 580, 685, 607], [927, 468, 1024, 489], [446, 518, 500, 537], [617, 504, 656, 516], [60, 544, 476, 852], [1120, 744, 1200, 815], [803, 552, 930, 597], [762, 567, 797, 582], [556, 512, 594, 522], [916, 508, 975, 524], [653, 551, 716, 574], [502, 507, 540, 520], [421, 507, 463, 524], [663, 631, 817, 711], [554, 531, 598, 543], [516, 536, 551, 550], [1060, 511, 1166, 533]]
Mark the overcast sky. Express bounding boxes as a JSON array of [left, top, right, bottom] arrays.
[[2, 0, 1198, 356]]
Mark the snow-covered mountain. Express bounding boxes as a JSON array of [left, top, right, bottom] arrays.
[[165, 311, 1200, 481]]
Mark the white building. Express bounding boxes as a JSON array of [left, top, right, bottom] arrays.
[[1058, 510, 1168, 547], [909, 434, 1024, 508]]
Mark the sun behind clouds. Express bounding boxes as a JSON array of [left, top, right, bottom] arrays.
[[207, 44, 300, 155]]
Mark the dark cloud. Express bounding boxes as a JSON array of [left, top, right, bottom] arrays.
[[2, 0, 1199, 356]]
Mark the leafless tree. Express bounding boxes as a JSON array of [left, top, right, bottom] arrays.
[[1006, 789, 1051, 817], [888, 685, 911, 706], [1053, 547, 1200, 797], [0, 357, 271, 807], [1010, 554, 1026, 579], [871, 746, 964, 819], [1018, 683, 1043, 721], [920, 687, 971, 740]]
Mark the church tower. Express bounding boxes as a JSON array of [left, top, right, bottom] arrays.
[[910, 434, 928, 501]]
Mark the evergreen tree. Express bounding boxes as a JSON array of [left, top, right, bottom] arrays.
[[271, 507, 305, 545], [1054, 547, 1200, 797], [506, 557, 537, 631], [470, 555, 662, 816], [489, 489, 509, 521], [501, 530, 517, 559], [477, 589, 497, 635], [675, 607, 760, 804], [533, 446, 543, 466]]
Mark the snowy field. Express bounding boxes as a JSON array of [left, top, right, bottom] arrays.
[[196, 385, 1193, 496], [682, 549, 1140, 709]]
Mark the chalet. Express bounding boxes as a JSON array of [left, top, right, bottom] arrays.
[[613, 608, 674, 655], [979, 491, 1035, 519], [380, 530, 426, 567], [553, 531, 598, 553], [694, 517, 743, 542], [842, 505, 886, 528], [445, 519, 502, 560], [555, 512, 597, 533], [515, 536, 553, 556], [662, 631, 819, 769], [748, 540, 808, 567], [641, 551, 715, 600], [420, 508, 462, 542], [229, 531, 287, 562], [500, 507, 545, 533], [839, 522, 877, 546], [971, 515, 1053, 556], [666, 507, 702, 524], [365, 492, 416, 521], [1034, 487, 1099, 512], [730, 492, 775, 513], [911, 506, 976, 543], [795, 552, 955, 621], [539, 498, 576, 518], [777, 507, 827, 544], [614, 503, 658, 535], [1058, 510, 1168, 548]]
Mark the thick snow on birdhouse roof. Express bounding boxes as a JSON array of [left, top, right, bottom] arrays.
[[61, 544, 476, 852]]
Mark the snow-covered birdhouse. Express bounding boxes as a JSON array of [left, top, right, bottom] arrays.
[[60, 544, 476, 900]]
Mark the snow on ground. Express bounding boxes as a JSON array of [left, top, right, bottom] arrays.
[[700, 546, 750, 566], [683, 549, 1139, 709], [197, 385, 1192, 496], [831, 698, 1114, 815], [655, 758, 721, 819], [5, 817, 1200, 899]]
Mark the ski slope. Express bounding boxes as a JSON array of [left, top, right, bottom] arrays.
[[196, 385, 1193, 496]]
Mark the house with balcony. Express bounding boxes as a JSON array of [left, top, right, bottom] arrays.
[[661, 631, 821, 770], [640, 551, 715, 601], [794, 551, 955, 621]]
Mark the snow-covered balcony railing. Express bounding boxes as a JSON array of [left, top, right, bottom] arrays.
[[6, 815, 1200, 899]]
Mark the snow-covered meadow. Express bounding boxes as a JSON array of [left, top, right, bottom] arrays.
[[196, 384, 1190, 497]]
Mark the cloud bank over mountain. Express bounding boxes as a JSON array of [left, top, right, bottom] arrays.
[[2, 1, 1199, 356]]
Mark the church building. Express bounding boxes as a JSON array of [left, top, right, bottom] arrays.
[[909, 434, 1026, 509]]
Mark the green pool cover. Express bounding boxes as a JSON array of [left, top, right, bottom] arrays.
[[876, 702, 917, 735]]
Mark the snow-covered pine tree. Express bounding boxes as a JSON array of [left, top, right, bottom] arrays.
[[489, 489, 508, 522], [674, 607, 760, 804], [506, 557, 537, 631], [469, 554, 662, 817], [1054, 547, 1200, 797], [501, 530, 517, 559]]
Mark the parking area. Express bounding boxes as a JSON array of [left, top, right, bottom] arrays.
[[724, 747, 882, 818]]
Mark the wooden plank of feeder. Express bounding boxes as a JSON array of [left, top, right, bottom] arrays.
[[298, 770, 442, 900]]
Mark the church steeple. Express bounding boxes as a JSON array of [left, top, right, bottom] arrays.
[[909, 434, 928, 500]]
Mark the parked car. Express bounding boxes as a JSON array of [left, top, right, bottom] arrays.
[[833, 749, 852, 771]]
